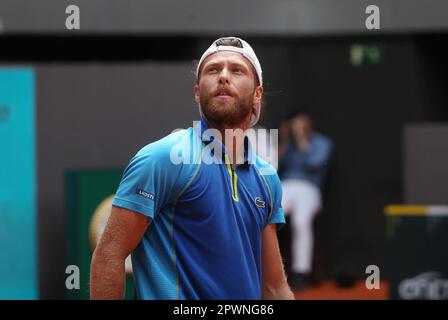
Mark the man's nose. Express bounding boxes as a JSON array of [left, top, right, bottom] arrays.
[[218, 68, 230, 84]]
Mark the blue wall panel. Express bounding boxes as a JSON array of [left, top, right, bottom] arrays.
[[0, 68, 37, 299]]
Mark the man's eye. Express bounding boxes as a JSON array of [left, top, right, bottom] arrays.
[[207, 68, 217, 73], [233, 68, 243, 73]]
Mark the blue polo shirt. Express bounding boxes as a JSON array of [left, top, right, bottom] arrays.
[[112, 117, 285, 300]]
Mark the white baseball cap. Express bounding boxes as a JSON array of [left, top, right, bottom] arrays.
[[197, 36, 263, 127], [197, 36, 263, 86]]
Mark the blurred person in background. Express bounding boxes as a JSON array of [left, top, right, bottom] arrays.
[[278, 110, 333, 291]]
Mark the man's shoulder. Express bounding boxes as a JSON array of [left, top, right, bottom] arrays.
[[135, 127, 196, 161], [313, 132, 333, 147], [253, 155, 281, 185]]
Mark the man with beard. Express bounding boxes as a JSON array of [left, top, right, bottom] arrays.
[[90, 37, 294, 300]]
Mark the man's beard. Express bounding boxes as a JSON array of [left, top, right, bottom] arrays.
[[200, 88, 254, 128]]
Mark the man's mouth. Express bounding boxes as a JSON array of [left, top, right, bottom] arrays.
[[215, 88, 233, 97]]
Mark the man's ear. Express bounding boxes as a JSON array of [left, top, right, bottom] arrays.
[[194, 84, 200, 103], [253, 85, 263, 104]]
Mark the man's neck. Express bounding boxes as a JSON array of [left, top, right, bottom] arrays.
[[203, 117, 250, 166]]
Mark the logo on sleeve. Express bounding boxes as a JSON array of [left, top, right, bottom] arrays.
[[255, 197, 265, 208], [137, 188, 155, 200]]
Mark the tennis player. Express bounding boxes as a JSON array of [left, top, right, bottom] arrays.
[[90, 37, 294, 300]]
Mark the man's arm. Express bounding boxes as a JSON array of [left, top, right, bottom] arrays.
[[305, 138, 332, 171], [90, 205, 149, 299], [261, 224, 295, 300]]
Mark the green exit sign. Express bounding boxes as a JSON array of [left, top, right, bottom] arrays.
[[350, 44, 384, 67]]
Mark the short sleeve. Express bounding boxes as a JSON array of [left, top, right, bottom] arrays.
[[255, 156, 286, 230], [112, 135, 188, 219], [266, 173, 286, 230]]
